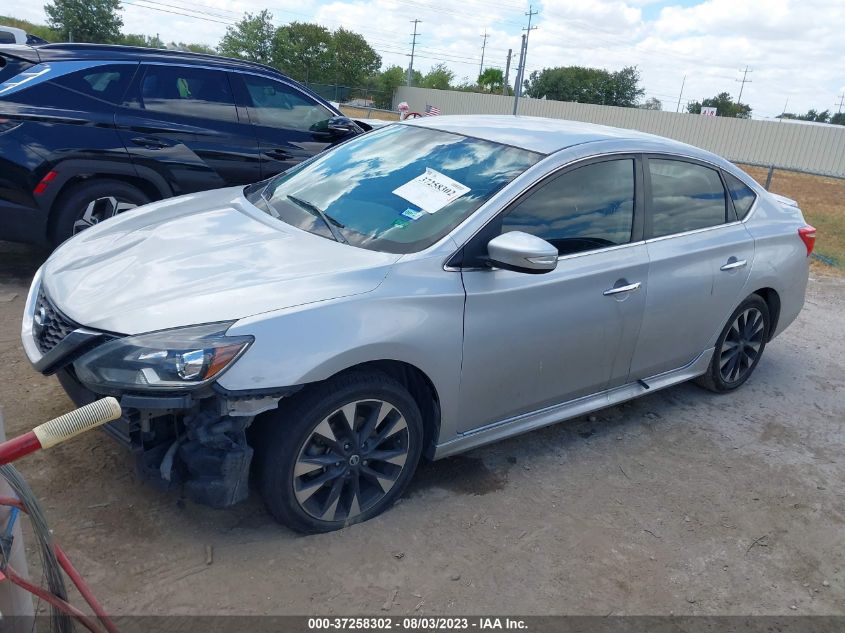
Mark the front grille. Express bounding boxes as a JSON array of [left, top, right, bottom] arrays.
[[33, 287, 77, 354]]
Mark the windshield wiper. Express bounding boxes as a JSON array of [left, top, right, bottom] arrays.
[[286, 194, 348, 244]]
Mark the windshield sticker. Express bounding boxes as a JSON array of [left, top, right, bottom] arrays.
[[401, 208, 425, 221], [392, 168, 471, 213], [391, 217, 411, 228]]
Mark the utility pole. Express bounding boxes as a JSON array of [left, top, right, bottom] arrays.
[[736, 66, 752, 104], [407, 19, 421, 87], [503, 48, 512, 96], [836, 93, 845, 114], [478, 29, 489, 79], [512, 5, 538, 114], [512, 34, 526, 115], [676, 74, 686, 112]]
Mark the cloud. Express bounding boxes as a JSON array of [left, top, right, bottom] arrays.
[[9, 0, 844, 118]]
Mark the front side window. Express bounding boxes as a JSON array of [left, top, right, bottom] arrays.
[[502, 159, 635, 256], [136, 65, 236, 122], [649, 159, 727, 238], [723, 171, 757, 219], [245, 124, 541, 253], [241, 74, 333, 131]]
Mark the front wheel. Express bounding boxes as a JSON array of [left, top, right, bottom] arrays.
[[258, 371, 423, 533], [696, 295, 770, 392]]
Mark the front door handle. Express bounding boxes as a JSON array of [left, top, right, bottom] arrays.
[[130, 136, 170, 150], [603, 281, 642, 296], [266, 148, 293, 160], [720, 259, 747, 271]]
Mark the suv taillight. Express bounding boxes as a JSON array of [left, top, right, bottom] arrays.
[[798, 226, 816, 256]]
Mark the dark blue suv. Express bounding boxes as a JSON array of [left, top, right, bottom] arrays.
[[0, 43, 368, 246]]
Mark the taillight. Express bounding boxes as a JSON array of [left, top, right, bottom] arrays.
[[798, 225, 816, 256], [33, 170, 58, 195]]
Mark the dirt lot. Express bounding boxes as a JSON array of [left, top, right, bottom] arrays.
[[0, 238, 843, 617]]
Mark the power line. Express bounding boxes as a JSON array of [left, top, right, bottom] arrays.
[[407, 19, 422, 86]]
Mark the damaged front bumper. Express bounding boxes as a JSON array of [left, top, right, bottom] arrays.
[[56, 366, 300, 508]]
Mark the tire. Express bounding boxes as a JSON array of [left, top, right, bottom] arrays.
[[52, 179, 150, 245], [257, 370, 424, 533], [696, 294, 770, 393]]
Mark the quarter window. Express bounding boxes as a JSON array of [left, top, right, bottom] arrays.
[[723, 171, 757, 219], [137, 66, 236, 122], [241, 74, 333, 131], [53, 65, 134, 104], [501, 159, 635, 256], [649, 159, 727, 237]]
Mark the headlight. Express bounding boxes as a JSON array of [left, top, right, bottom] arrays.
[[73, 322, 253, 391]]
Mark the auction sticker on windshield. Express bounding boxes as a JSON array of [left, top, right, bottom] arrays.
[[392, 168, 471, 213]]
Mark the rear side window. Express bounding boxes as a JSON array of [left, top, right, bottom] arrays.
[[502, 159, 635, 256], [0, 32, 15, 44], [241, 74, 332, 131], [724, 171, 757, 219], [53, 64, 135, 104], [137, 65, 236, 122], [649, 159, 727, 238]]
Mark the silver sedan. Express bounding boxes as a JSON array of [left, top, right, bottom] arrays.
[[22, 115, 814, 532]]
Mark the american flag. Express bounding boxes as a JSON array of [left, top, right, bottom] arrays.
[[425, 104, 442, 116]]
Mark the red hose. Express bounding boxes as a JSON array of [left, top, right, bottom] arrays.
[[0, 431, 42, 465], [5, 565, 103, 633], [55, 543, 120, 633]]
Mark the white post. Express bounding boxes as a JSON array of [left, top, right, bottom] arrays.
[[0, 409, 35, 632]]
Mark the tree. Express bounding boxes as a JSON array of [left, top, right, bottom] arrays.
[[478, 68, 504, 93], [44, 0, 123, 43], [687, 92, 751, 118], [832, 112, 845, 126], [523, 65, 643, 107], [369, 65, 407, 108], [421, 63, 454, 90], [329, 28, 381, 89], [121, 33, 164, 48], [273, 22, 333, 84], [174, 42, 217, 55], [640, 97, 662, 111], [219, 10, 275, 65]]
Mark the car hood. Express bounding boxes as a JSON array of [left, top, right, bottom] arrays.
[[42, 187, 400, 335]]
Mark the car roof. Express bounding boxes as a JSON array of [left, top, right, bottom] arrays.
[[26, 43, 287, 78], [403, 114, 711, 158]]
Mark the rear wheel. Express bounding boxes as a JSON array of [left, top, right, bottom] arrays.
[[696, 295, 770, 392], [257, 370, 423, 533], [52, 179, 149, 245]]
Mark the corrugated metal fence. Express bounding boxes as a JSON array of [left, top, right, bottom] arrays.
[[395, 87, 845, 179]]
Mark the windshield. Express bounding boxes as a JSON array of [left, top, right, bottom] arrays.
[[245, 124, 542, 253]]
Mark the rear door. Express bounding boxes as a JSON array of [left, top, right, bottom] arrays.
[[114, 63, 261, 194], [629, 156, 755, 379], [231, 72, 349, 178]]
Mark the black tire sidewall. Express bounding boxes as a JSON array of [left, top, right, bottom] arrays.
[[258, 371, 424, 533], [709, 295, 770, 391], [52, 180, 149, 245]]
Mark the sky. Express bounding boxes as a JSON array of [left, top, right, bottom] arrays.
[[8, 0, 845, 118]]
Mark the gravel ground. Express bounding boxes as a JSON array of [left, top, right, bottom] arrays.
[[0, 240, 842, 616]]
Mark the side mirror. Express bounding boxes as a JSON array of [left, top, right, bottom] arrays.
[[487, 231, 558, 274], [327, 116, 360, 136]]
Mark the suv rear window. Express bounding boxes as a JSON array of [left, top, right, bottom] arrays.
[[53, 64, 135, 104]]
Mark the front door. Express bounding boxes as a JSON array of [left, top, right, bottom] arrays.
[[115, 63, 261, 195], [232, 73, 349, 178], [457, 157, 648, 433], [629, 157, 755, 379]]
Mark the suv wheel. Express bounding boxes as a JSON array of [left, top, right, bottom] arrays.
[[53, 179, 150, 245], [696, 295, 770, 392], [257, 370, 423, 533]]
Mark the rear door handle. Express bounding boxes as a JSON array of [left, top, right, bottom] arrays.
[[131, 136, 170, 150], [603, 281, 641, 296], [720, 259, 747, 271]]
